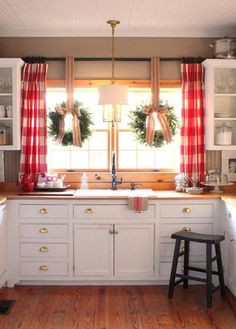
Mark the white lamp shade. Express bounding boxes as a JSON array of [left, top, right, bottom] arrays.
[[98, 84, 128, 105]]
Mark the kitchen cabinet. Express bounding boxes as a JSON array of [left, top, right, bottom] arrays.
[[203, 59, 236, 150], [158, 200, 217, 280], [224, 203, 236, 296], [6, 198, 222, 286], [7, 201, 70, 286], [74, 223, 154, 277], [0, 58, 24, 150], [0, 203, 7, 287]]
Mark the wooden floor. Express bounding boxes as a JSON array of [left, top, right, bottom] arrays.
[[0, 285, 236, 329]]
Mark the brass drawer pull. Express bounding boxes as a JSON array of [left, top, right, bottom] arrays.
[[39, 208, 48, 214], [39, 264, 49, 271], [85, 208, 94, 214], [136, 210, 144, 214], [39, 246, 49, 252], [182, 207, 192, 213], [114, 230, 119, 234], [39, 227, 48, 233], [230, 237, 235, 242], [182, 226, 192, 232]]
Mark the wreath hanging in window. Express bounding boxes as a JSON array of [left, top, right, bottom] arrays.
[[128, 103, 179, 148], [48, 101, 93, 147]]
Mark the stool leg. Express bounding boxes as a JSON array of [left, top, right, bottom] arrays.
[[206, 242, 212, 308], [168, 239, 181, 299], [183, 240, 190, 288], [215, 243, 225, 296]]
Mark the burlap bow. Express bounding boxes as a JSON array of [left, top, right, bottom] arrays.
[[56, 105, 82, 147], [144, 104, 172, 146], [144, 57, 172, 146]]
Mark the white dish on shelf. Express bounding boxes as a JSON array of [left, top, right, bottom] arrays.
[[215, 112, 233, 118]]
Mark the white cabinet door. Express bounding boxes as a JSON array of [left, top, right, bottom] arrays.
[[225, 210, 236, 296], [115, 224, 154, 277], [0, 204, 7, 282], [203, 59, 236, 150], [74, 224, 113, 276], [0, 58, 24, 150]]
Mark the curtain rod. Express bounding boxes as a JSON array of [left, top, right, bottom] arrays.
[[37, 57, 185, 62]]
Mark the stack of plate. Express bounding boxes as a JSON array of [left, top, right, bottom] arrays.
[[185, 187, 204, 194]]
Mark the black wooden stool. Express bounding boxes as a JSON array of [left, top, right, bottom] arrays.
[[168, 231, 225, 308]]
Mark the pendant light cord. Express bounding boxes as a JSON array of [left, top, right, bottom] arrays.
[[107, 20, 120, 85]]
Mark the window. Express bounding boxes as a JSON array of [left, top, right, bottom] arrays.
[[46, 85, 181, 172]]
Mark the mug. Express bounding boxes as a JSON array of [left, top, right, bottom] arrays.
[[25, 181, 35, 192]]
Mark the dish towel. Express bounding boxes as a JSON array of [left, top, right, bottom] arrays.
[[128, 197, 148, 212]]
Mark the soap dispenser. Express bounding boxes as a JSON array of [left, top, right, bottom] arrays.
[[80, 172, 88, 190]]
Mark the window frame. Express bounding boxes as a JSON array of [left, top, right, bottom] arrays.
[[46, 79, 181, 173]]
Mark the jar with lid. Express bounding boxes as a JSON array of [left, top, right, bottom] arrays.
[[215, 122, 232, 145], [0, 123, 10, 145]]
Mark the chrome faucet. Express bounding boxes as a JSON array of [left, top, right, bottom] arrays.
[[111, 151, 122, 190]]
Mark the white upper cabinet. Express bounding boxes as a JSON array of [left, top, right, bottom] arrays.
[[0, 58, 24, 150], [203, 59, 236, 150]]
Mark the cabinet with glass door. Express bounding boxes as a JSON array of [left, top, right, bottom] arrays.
[[203, 59, 236, 150], [0, 58, 24, 150]]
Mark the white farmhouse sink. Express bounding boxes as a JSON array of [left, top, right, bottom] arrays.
[[74, 189, 156, 198]]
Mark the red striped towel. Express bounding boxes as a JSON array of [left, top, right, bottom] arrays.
[[128, 197, 148, 212]]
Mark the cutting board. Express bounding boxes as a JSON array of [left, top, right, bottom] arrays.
[[18, 189, 76, 196]]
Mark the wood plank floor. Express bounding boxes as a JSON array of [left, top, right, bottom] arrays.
[[0, 285, 235, 329]]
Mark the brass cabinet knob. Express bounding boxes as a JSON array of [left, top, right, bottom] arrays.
[[39, 246, 49, 252], [230, 237, 235, 242], [182, 207, 192, 213], [39, 264, 49, 271], [85, 208, 94, 214], [39, 227, 48, 233], [182, 226, 191, 232], [109, 229, 119, 234], [39, 208, 48, 214]]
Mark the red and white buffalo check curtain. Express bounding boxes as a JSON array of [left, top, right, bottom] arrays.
[[19, 63, 48, 179], [180, 63, 205, 182]]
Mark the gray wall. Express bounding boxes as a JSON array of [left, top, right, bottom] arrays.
[[0, 37, 217, 181]]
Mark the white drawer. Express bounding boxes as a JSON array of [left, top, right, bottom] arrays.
[[19, 224, 68, 238], [73, 204, 155, 219], [20, 262, 68, 276], [19, 204, 68, 219], [160, 204, 213, 218], [160, 223, 213, 238], [20, 243, 68, 257], [160, 242, 207, 260]]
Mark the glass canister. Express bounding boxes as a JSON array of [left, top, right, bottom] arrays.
[[215, 122, 232, 145], [0, 123, 10, 145]]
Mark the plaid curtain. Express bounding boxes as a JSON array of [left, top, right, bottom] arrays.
[[180, 63, 205, 182], [19, 63, 48, 179]]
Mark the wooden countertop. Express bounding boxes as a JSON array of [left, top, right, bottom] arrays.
[[0, 188, 228, 201]]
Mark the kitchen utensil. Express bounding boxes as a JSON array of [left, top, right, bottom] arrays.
[[209, 38, 236, 59]]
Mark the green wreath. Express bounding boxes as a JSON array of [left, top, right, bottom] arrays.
[[48, 101, 93, 146], [128, 104, 179, 147]]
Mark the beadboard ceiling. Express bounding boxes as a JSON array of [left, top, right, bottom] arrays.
[[0, 0, 235, 37]]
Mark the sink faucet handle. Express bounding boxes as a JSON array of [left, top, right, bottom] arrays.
[[130, 182, 143, 190], [117, 177, 123, 185]]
